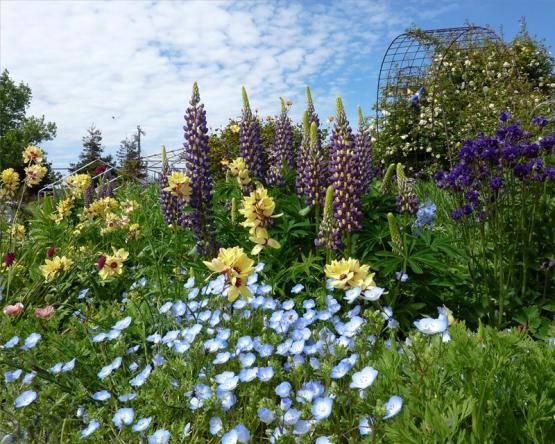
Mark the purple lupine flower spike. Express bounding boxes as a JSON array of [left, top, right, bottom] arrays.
[[295, 110, 311, 198], [329, 97, 363, 234], [303, 119, 327, 207], [355, 106, 374, 193], [159, 145, 180, 226], [183, 82, 216, 255], [240, 87, 266, 184], [267, 98, 294, 186]]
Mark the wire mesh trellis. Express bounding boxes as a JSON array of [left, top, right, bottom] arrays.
[[375, 26, 503, 142]]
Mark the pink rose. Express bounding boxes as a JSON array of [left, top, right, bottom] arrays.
[[3, 302, 24, 316], [35, 305, 55, 320]]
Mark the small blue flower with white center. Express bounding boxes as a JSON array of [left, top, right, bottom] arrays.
[[330, 361, 352, 379], [4, 369, 22, 383], [283, 408, 302, 425], [312, 397, 333, 421], [258, 407, 275, 424], [362, 287, 385, 301], [118, 393, 137, 402], [275, 381, 292, 397], [22, 371, 36, 385], [291, 284, 304, 294], [395, 271, 408, 282], [239, 367, 258, 382], [216, 388, 237, 411], [130, 364, 152, 387], [239, 352, 256, 367], [383, 395, 403, 419], [350, 367, 378, 390], [315, 437, 333, 444], [2, 335, 19, 348], [148, 429, 170, 444], [80, 420, 100, 439], [344, 287, 361, 303], [132, 417, 152, 432], [112, 316, 132, 330], [414, 310, 449, 335], [233, 424, 250, 443], [112, 408, 134, 428], [258, 366, 274, 382], [358, 416, 373, 436], [209, 416, 223, 435], [21, 332, 41, 350], [14, 390, 37, 408], [91, 390, 111, 401], [215, 371, 239, 391]]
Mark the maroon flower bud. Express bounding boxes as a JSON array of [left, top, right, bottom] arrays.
[[47, 247, 56, 258], [97, 255, 107, 270], [94, 165, 107, 175], [2, 252, 16, 267]]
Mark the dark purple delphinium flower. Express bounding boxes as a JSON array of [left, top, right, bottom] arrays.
[[267, 98, 293, 186], [240, 87, 266, 184], [355, 106, 373, 193], [183, 82, 216, 256], [437, 113, 555, 221], [329, 97, 363, 234], [159, 146, 180, 226], [532, 115, 548, 128]]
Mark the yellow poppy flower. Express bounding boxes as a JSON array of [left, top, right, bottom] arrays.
[[98, 248, 129, 280], [22, 145, 44, 164], [163, 171, 192, 201], [40, 255, 73, 281], [66, 174, 91, 196], [325, 258, 376, 290], [24, 164, 47, 186]]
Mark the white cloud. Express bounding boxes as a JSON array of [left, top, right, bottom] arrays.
[[0, 0, 453, 168]]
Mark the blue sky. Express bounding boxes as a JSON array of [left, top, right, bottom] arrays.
[[1, 0, 553, 169]]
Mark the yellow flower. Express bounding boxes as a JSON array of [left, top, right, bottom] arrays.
[[24, 164, 47, 186], [101, 212, 129, 235], [229, 124, 240, 133], [248, 226, 280, 255], [98, 248, 129, 280], [51, 197, 75, 224], [82, 197, 119, 219], [203, 246, 254, 302], [325, 258, 376, 290], [121, 200, 139, 214], [127, 223, 141, 241], [66, 174, 91, 196], [0, 168, 20, 199], [10, 224, 25, 241], [163, 171, 192, 201], [40, 255, 73, 281], [22, 145, 44, 164], [239, 186, 278, 229], [228, 157, 251, 189]]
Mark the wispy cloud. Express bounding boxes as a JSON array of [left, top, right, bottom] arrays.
[[0, 0, 454, 167]]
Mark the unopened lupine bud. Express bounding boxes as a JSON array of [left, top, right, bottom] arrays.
[[315, 185, 341, 249], [381, 163, 395, 193], [387, 212, 402, 252]]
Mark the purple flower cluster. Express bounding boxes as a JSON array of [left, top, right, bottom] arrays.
[[183, 83, 216, 255], [355, 106, 373, 193], [267, 99, 294, 186], [159, 147, 181, 226], [240, 87, 266, 185], [436, 114, 555, 221], [329, 97, 363, 233]]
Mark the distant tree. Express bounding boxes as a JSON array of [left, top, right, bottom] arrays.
[[69, 125, 114, 174], [116, 134, 145, 179], [0, 69, 57, 176]]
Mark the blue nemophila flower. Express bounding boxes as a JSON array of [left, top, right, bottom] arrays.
[[159, 301, 172, 314], [280, 398, 293, 411], [76, 406, 85, 418], [213, 352, 231, 365], [413, 310, 448, 335], [130, 364, 152, 387], [92, 332, 107, 343], [80, 420, 100, 439], [4, 369, 22, 383], [358, 416, 373, 436], [239, 367, 258, 382], [239, 352, 256, 367], [21, 332, 41, 350], [415, 200, 436, 231], [350, 367, 378, 390], [258, 407, 275, 424], [209, 416, 223, 435], [395, 271, 409, 282], [98, 356, 123, 379], [362, 287, 385, 301], [112, 316, 132, 330], [15, 390, 37, 408], [312, 397, 333, 421], [215, 371, 239, 391], [233, 424, 250, 443], [331, 361, 352, 379], [381, 306, 398, 329], [91, 390, 111, 401], [216, 388, 237, 411], [148, 429, 170, 444], [315, 437, 333, 444], [283, 408, 302, 425], [113, 408, 134, 428], [383, 395, 403, 419], [2, 335, 19, 348], [258, 366, 274, 382], [291, 284, 304, 294], [275, 381, 292, 397], [22, 371, 36, 385], [118, 393, 137, 402], [293, 420, 311, 435]]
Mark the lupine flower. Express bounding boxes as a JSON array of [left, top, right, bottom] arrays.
[[387, 213, 402, 251], [159, 146, 181, 225], [40, 255, 73, 281], [3, 302, 24, 316], [239, 87, 265, 184], [355, 106, 373, 192], [395, 163, 419, 214], [381, 163, 395, 193], [227, 157, 252, 193], [267, 98, 294, 186], [98, 248, 129, 280], [329, 97, 363, 235], [204, 247, 255, 301], [183, 82, 216, 255], [315, 185, 341, 249], [10, 223, 25, 240], [383, 395, 403, 419]]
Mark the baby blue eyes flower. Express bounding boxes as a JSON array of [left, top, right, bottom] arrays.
[[350, 367, 378, 389], [215, 371, 239, 391], [239, 352, 256, 367], [4, 369, 22, 383], [98, 356, 123, 379], [283, 408, 302, 425], [80, 420, 100, 439], [258, 407, 275, 424], [239, 367, 258, 382], [221, 429, 238, 444], [113, 316, 132, 330], [21, 332, 41, 350], [395, 271, 409, 282], [233, 424, 250, 443], [112, 408, 135, 428], [130, 364, 152, 387], [213, 352, 230, 365], [383, 395, 403, 419], [331, 361, 351, 379], [22, 371, 36, 385], [209, 416, 223, 435], [291, 284, 304, 294], [413, 312, 448, 335], [315, 437, 333, 444], [2, 335, 19, 348], [148, 429, 170, 444], [159, 301, 173, 314], [14, 390, 37, 408], [358, 416, 373, 436], [91, 390, 111, 401], [118, 393, 137, 402], [275, 381, 292, 397], [312, 397, 333, 421], [132, 416, 152, 432], [362, 287, 385, 301], [258, 366, 274, 381]]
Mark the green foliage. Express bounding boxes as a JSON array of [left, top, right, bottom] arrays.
[[69, 124, 114, 173]]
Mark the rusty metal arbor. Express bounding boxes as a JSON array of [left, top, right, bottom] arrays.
[[375, 26, 503, 142]]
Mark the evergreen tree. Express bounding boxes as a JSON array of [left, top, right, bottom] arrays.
[[70, 124, 113, 173], [116, 134, 145, 179]]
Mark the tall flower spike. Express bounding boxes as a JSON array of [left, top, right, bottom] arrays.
[[381, 163, 395, 193], [395, 163, 418, 215], [295, 110, 311, 198], [302, 121, 328, 207], [329, 96, 363, 236], [267, 98, 294, 186], [315, 185, 341, 249], [183, 82, 216, 255], [159, 145, 180, 226], [356, 106, 373, 192], [240, 87, 266, 184], [387, 212, 402, 252]]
